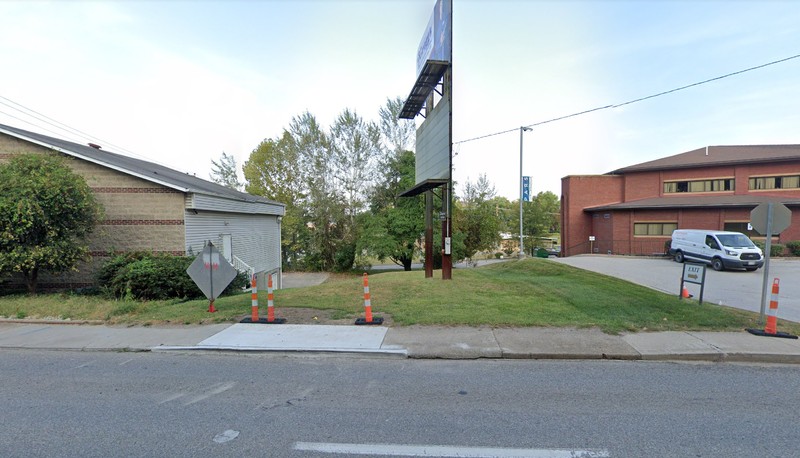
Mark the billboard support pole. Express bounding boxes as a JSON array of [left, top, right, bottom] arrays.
[[443, 66, 452, 280], [425, 191, 433, 278]]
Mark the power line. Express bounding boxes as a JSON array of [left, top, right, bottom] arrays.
[[455, 53, 800, 145], [0, 95, 151, 161]]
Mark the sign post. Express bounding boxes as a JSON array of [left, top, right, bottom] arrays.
[[186, 241, 238, 313], [751, 202, 792, 324]]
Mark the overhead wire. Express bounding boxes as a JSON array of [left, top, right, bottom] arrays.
[[0, 95, 157, 162], [455, 53, 800, 145]]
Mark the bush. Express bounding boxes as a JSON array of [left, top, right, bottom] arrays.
[[97, 253, 247, 300], [754, 241, 785, 257], [786, 241, 800, 256], [495, 252, 503, 259]]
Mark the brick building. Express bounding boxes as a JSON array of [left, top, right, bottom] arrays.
[[0, 124, 284, 290], [561, 145, 800, 257]]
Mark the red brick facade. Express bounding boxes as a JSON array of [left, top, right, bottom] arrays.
[[561, 146, 800, 257]]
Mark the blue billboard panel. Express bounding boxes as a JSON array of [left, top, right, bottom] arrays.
[[416, 0, 452, 77]]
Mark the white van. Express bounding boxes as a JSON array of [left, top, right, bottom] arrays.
[[669, 229, 763, 271]]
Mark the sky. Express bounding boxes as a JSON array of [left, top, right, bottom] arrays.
[[1, 0, 799, 200]]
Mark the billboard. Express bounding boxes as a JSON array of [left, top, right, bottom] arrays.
[[415, 88, 450, 183], [416, 0, 452, 77]]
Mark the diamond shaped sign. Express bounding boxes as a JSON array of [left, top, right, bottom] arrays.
[[186, 241, 238, 301], [751, 202, 792, 235]]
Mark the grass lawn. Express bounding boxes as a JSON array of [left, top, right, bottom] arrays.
[[2, 259, 797, 334]]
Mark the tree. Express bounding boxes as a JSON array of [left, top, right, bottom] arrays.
[[243, 131, 308, 268], [329, 108, 382, 221], [523, 190, 561, 239], [209, 152, 243, 190], [358, 150, 424, 270], [456, 174, 502, 259], [0, 154, 102, 293], [241, 101, 412, 272], [378, 96, 415, 155]]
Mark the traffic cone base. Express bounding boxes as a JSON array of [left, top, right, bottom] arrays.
[[240, 317, 287, 324], [355, 316, 384, 325], [746, 328, 798, 339]]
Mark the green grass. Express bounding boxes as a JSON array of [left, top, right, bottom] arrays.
[[2, 259, 797, 334]]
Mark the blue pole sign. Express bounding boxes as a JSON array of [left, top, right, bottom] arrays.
[[522, 176, 531, 202]]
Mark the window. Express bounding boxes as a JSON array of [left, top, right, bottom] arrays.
[[724, 222, 759, 238], [633, 222, 677, 236], [750, 175, 800, 190], [664, 179, 734, 193]]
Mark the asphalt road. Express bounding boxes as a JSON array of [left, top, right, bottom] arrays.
[[554, 255, 800, 323], [3, 350, 800, 457]]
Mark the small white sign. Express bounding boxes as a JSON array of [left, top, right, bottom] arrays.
[[682, 263, 706, 285], [588, 235, 596, 242]]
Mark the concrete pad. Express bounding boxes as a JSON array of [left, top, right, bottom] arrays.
[[0, 323, 229, 351], [383, 326, 501, 359], [687, 331, 800, 364], [193, 324, 401, 354], [622, 331, 724, 361], [494, 327, 640, 360]]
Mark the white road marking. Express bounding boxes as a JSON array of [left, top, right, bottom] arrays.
[[213, 430, 239, 444], [184, 381, 237, 405], [292, 442, 610, 457], [157, 392, 186, 405]]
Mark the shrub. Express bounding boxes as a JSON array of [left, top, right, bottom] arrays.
[[786, 241, 800, 256], [95, 251, 152, 286], [754, 241, 785, 257], [98, 253, 247, 300]]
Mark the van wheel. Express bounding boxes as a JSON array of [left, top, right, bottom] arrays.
[[712, 258, 724, 271], [674, 251, 684, 263]]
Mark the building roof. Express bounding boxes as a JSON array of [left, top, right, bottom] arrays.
[[0, 123, 282, 208], [609, 145, 800, 174], [585, 194, 800, 212]]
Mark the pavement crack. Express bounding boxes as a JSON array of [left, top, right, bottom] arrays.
[[491, 328, 504, 358], [258, 387, 314, 410]]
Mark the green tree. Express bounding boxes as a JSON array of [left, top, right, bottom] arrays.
[[0, 154, 103, 293], [329, 108, 382, 221], [522, 190, 561, 239], [243, 131, 308, 269], [378, 96, 415, 155], [358, 150, 424, 270], [456, 174, 502, 259], [209, 152, 243, 190]]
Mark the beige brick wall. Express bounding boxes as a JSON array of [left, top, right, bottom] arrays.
[[1, 132, 187, 290]]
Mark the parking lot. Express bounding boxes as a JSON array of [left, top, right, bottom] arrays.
[[553, 255, 800, 323]]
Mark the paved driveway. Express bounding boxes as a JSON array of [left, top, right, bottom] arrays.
[[553, 255, 800, 323]]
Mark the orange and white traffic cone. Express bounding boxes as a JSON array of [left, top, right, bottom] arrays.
[[240, 273, 285, 324], [765, 278, 781, 335], [681, 286, 693, 299], [355, 273, 383, 325], [747, 278, 797, 339], [250, 274, 259, 322], [265, 273, 286, 324]]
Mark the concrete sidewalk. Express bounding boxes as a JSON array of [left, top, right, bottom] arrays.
[[1, 320, 799, 363]]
